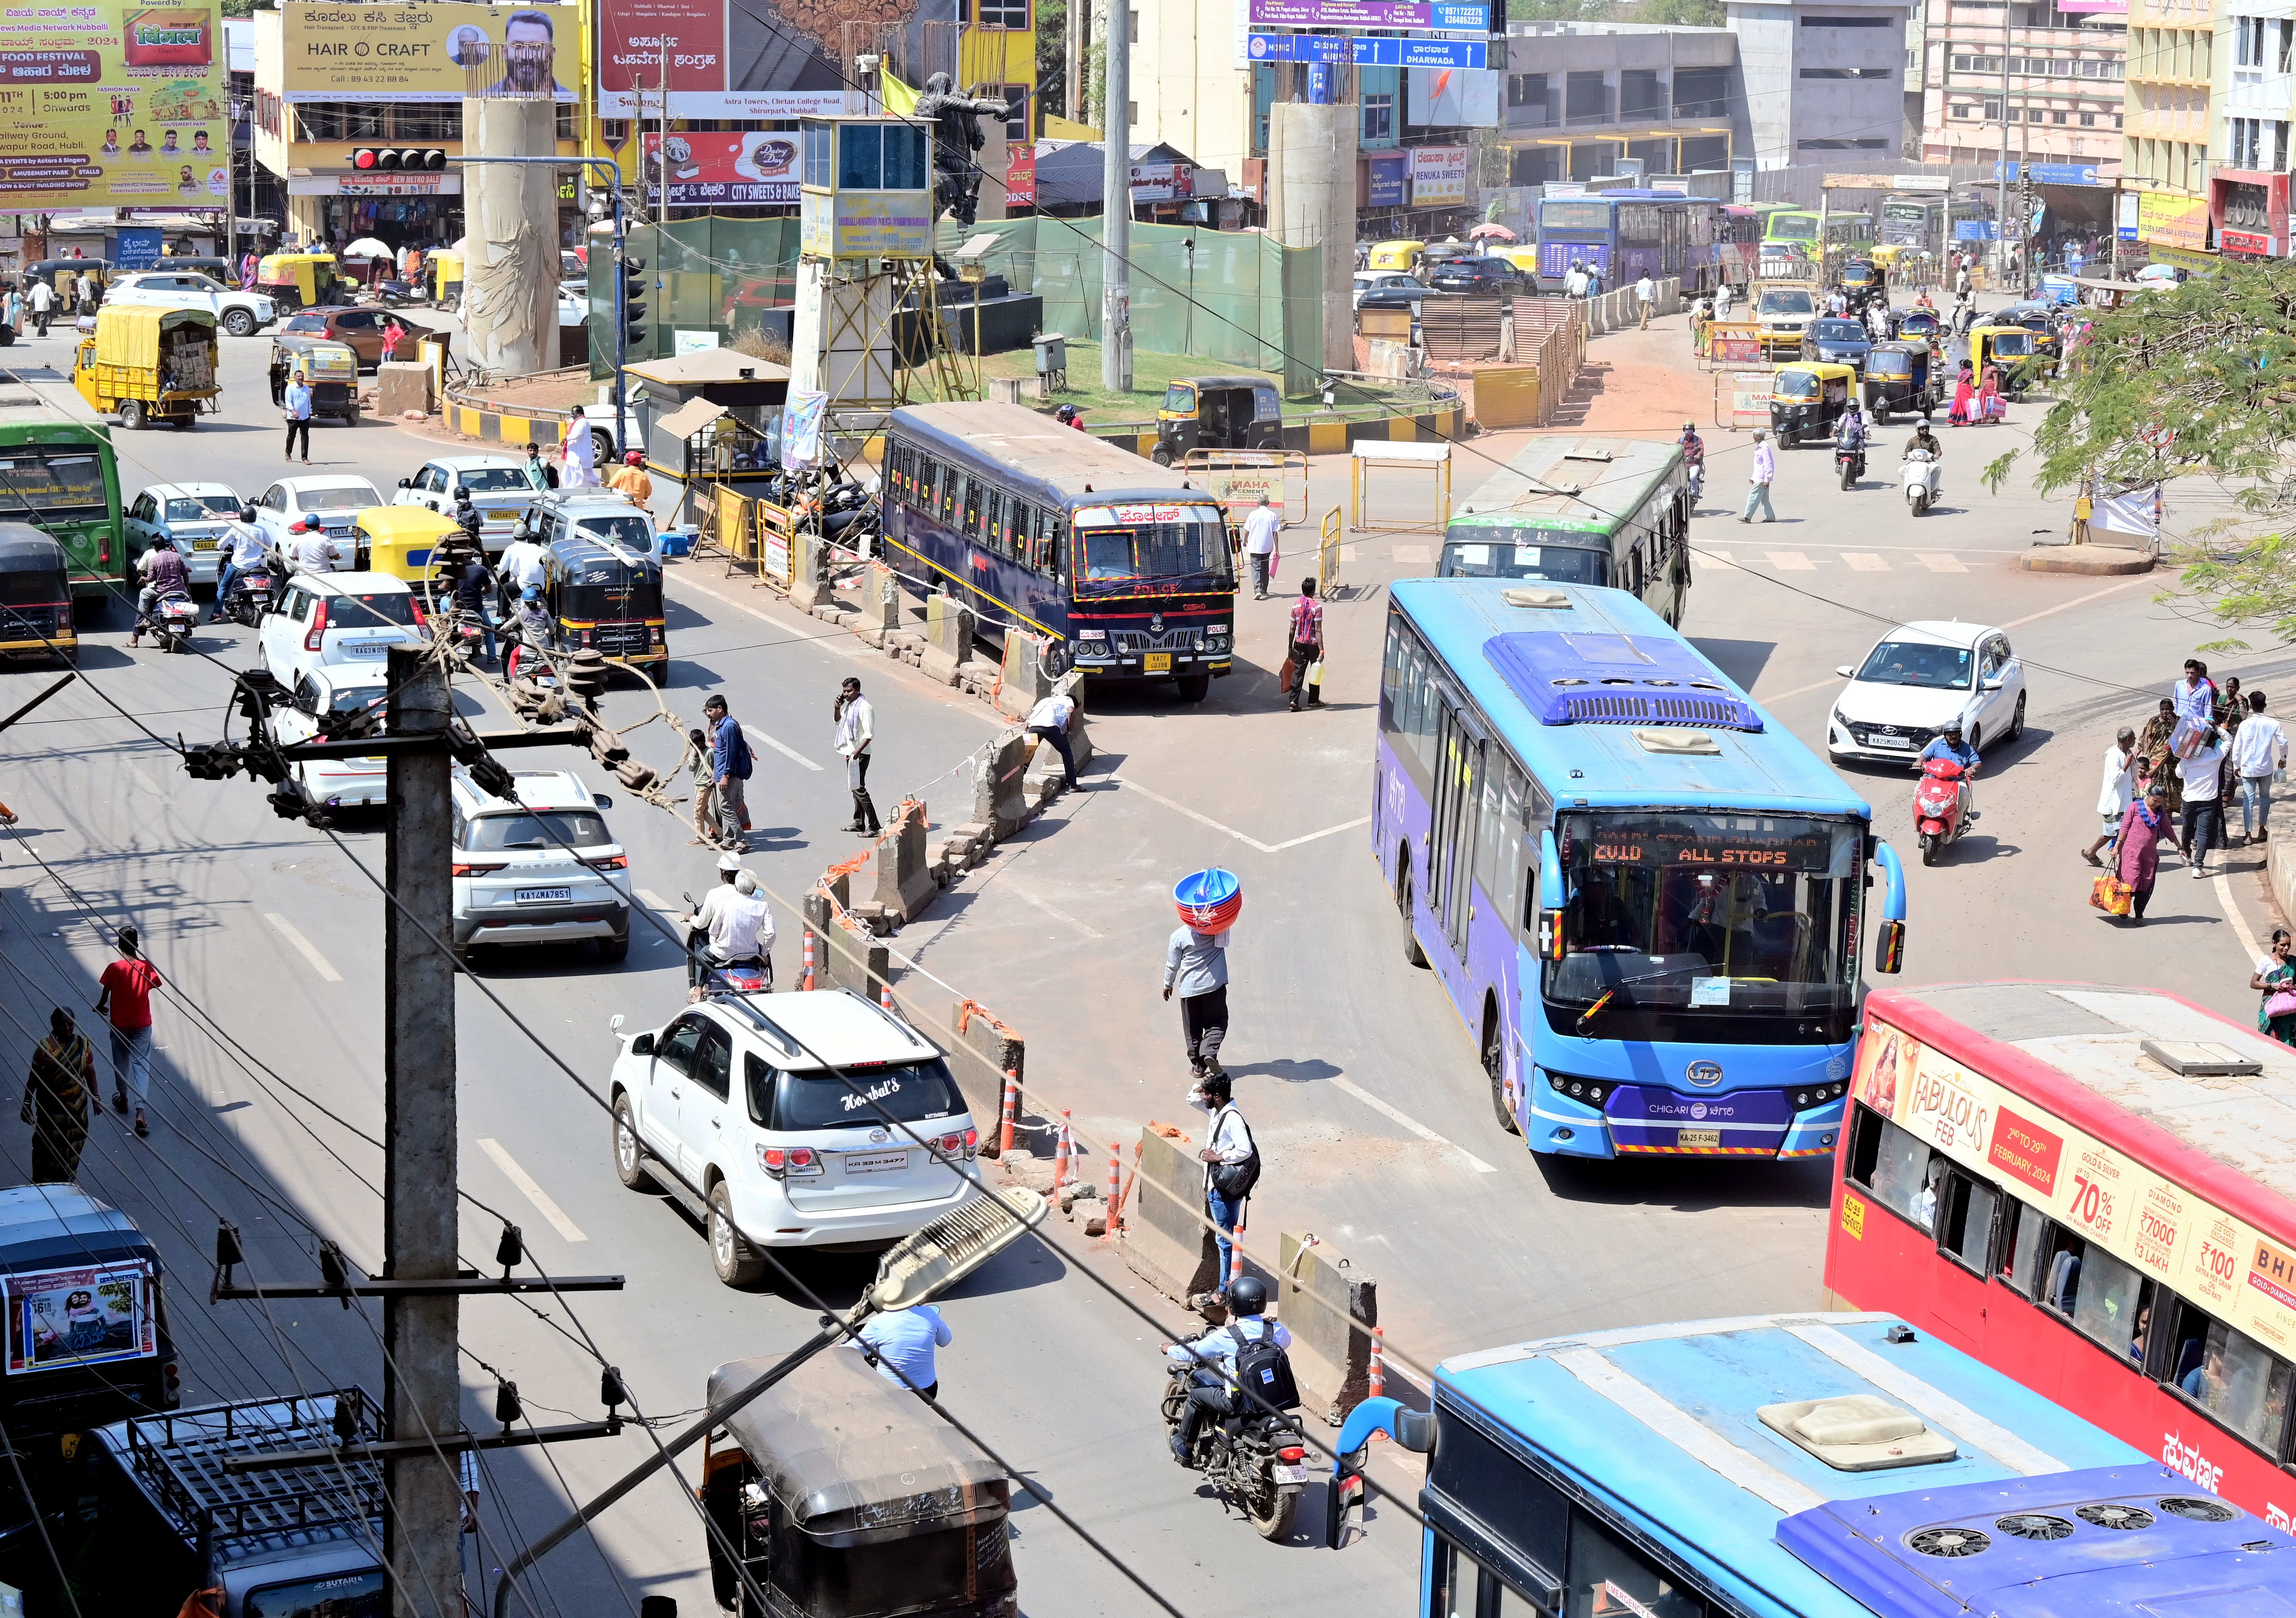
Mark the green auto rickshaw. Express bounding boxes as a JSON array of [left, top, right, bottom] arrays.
[[1770, 361, 1857, 445], [1152, 375, 1283, 466]]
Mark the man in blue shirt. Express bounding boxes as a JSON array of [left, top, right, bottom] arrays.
[[1919, 719, 1980, 821], [705, 693, 752, 853], [850, 1302, 952, 1400], [283, 371, 314, 464], [1163, 1275, 1293, 1466]]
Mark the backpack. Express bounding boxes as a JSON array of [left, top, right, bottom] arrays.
[[1208, 1105, 1261, 1200], [719, 719, 754, 780], [1230, 1316, 1299, 1412]]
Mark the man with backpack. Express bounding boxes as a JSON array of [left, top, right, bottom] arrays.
[[1164, 1275, 1294, 1466], [705, 694, 754, 853], [1188, 1070, 1256, 1307]]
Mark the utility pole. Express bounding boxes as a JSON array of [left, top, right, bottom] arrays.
[[1067, 0, 1084, 124], [381, 645, 462, 1618], [657, 35, 671, 236], [1100, 0, 1130, 391], [1996, 4, 2011, 285]]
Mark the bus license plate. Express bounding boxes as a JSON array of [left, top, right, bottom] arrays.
[[1143, 652, 1172, 673], [1678, 1128, 1721, 1150], [843, 1150, 910, 1176]]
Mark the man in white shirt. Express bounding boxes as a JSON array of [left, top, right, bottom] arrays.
[[25, 277, 52, 336], [289, 519, 340, 575], [499, 531, 548, 607], [1565, 263, 1586, 299], [2085, 726, 2138, 868], [1635, 272, 1656, 329], [1712, 281, 1732, 323], [834, 676, 878, 835], [682, 854, 744, 987], [2178, 724, 2228, 878], [208, 505, 269, 623], [1240, 496, 1280, 600], [561, 405, 598, 487], [2233, 689, 2289, 845], [1026, 685, 1079, 791], [710, 871, 776, 969]]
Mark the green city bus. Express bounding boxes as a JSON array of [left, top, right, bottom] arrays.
[[1434, 434, 1693, 628], [0, 399, 124, 605]]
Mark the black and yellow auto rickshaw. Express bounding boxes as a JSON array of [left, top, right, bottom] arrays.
[[429, 250, 465, 310], [1838, 258, 1881, 312], [1152, 375, 1283, 466], [268, 334, 361, 423], [26, 259, 109, 315], [1970, 325, 2042, 399], [1895, 308, 1945, 350], [0, 524, 75, 663], [1769, 361, 1856, 445], [699, 1349, 1018, 1618], [1859, 341, 1937, 423], [256, 252, 341, 313], [501, 532, 666, 682]]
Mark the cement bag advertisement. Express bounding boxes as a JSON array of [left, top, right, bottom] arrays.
[[5, 1260, 156, 1375], [0, 0, 225, 206]]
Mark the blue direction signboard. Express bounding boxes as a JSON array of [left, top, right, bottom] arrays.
[[1992, 160, 2102, 186], [1248, 0, 1488, 26], [1247, 32, 1487, 64], [1249, 30, 1349, 60]]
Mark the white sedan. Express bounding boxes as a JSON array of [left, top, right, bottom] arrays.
[[252, 475, 385, 566], [105, 270, 277, 338], [1826, 620, 2028, 767], [1352, 270, 1420, 308]]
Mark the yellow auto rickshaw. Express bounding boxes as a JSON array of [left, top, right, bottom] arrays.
[[1971, 325, 2041, 400], [73, 306, 218, 430], [0, 525, 75, 664], [430, 251, 465, 310], [256, 252, 341, 313], [355, 505, 461, 587], [1770, 361, 1856, 446], [1152, 375, 1283, 466], [269, 334, 361, 424], [1366, 239, 1423, 273]]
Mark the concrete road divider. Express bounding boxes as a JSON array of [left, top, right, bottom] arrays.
[[868, 799, 938, 922], [973, 729, 1031, 839], [857, 562, 902, 646], [1277, 1230, 1378, 1426], [997, 633, 1057, 721], [788, 532, 831, 610], [1119, 1123, 1222, 1305], [923, 595, 974, 685], [951, 999, 1025, 1149]]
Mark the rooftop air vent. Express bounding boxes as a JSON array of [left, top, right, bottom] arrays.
[[1485, 631, 1763, 731], [1907, 1526, 1991, 1559], [1502, 587, 1570, 610], [1757, 1394, 1957, 1472], [2076, 1502, 2156, 1531], [2141, 1040, 2263, 1077], [1995, 1512, 2074, 1541], [1635, 728, 1719, 756], [2159, 1497, 2238, 1523]]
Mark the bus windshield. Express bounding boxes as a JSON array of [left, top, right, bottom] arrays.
[[1071, 503, 1231, 593], [1768, 213, 1820, 242], [1550, 811, 1861, 1012], [0, 450, 106, 519], [1540, 201, 1612, 232], [1437, 530, 1608, 584]]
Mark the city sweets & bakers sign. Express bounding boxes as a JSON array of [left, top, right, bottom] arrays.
[[1852, 1019, 2296, 1353]]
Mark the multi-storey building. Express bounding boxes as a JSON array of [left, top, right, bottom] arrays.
[[2125, 0, 2213, 195], [1919, 0, 2127, 169], [2210, 6, 2294, 256]]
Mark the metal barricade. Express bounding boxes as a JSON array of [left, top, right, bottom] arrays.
[[1349, 440, 1451, 533], [1318, 505, 1343, 598], [1700, 320, 1765, 371], [753, 500, 796, 590], [1714, 368, 1775, 431], [1180, 449, 1310, 529]]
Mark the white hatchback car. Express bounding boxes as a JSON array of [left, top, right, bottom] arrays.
[[273, 663, 389, 810], [450, 767, 630, 963], [252, 476, 385, 566], [257, 570, 424, 690], [1827, 619, 2028, 766], [608, 989, 980, 1284], [105, 270, 276, 338]]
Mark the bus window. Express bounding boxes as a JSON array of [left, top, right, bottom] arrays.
[[1431, 1541, 1486, 1618], [1847, 1106, 1936, 1231], [964, 479, 985, 543], [2059, 1240, 2149, 1359], [1936, 1168, 1998, 1274], [2164, 1301, 2296, 1454], [1998, 1196, 2048, 1299], [1565, 1509, 1705, 1618]]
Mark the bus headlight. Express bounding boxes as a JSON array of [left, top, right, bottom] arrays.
[[1204, 633, 1230, 654], [1792, 1081, 1850, 1111]]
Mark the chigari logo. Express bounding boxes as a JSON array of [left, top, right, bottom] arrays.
[[1690, 1102, 1708, 1122]]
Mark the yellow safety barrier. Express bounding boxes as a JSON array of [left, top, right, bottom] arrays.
[[1349, 440, 1451, 533], [1318, 505, 1344, 598]]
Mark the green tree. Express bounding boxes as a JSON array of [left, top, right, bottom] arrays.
[[1982, 257, 2296, 647], [1630, 0, 1725, 23], [1037, 0, 1068, 121]]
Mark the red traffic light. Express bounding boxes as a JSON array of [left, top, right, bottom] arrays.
[[352, 148, 379, 170]]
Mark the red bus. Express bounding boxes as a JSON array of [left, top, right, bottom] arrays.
[[1823, 979, 2296, 1529]]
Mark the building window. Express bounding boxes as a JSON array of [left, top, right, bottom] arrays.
[[1801, 13, 1893, 23], [1128, 8, 1138, 44], [999, 84, 1027, 142], [2281, 19, 2294, 73], [348, 105, 384, 140], [2233, 115, 2260, 167], [2277, 119, 2290, 170], [2236, 15, 2265, 66], [556, 100, 576, 141], [601, 118, 630, 145], [975, 0, 1027, 26], [1954, 103, 1976, 117], [1800, 66, 1893, 78], [1363, 91, 1393, 142], [2051, 108, 2067, 122], [1797, 137, 1888, 148], [2080, 111, 2097, 124], [1983, 99, 2002, 118]]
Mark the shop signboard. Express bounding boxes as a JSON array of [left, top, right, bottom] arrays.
[[598, 0, 951, 120], [1129, 161, 1192, 202], [1409, 144, 1469, 207], [2138, 190, 2209, 251], [643, 131, 799, 206], [2211, 170, 2287, 258], [1992, 160, 2103, 186], [1366, 153, 1407, 209], [0, 0, 227, 208], [277, 1, 576, 102], [114, 227, 163, 270], [1005, 141, 1035, 209]]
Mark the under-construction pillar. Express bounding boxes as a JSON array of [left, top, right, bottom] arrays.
[[1268, 102, 1355, 385], [462, 96, 559, 376], [382, 647, 463, 1618]]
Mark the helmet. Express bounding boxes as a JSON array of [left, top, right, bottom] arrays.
[[625, 449, 642, 466], [1683, 422, 1696, 433], [1941, 717, 1963, 736], [1054, 404, 1077, 423], [239, 505, 256, 523], [1228, 1275, 1269, 1317], [521, 585, 541, 602]]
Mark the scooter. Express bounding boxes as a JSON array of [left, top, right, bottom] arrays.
[[1833, 440, 1867, 491], [218, 568, 272, 628], [1913, 756, 1972, 866], [1687, 462, 1705, 502], [1902, 447, 1942, 516], [149, 589, 197, 653], [680, 892, 770, 995]]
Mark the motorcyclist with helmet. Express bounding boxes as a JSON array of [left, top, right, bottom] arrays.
[[1162, 1274, 1293, 1467], [1678, 421, 1705, 500], [208, 504, 268, 624], [1920, 716, 1981, 822], [128, 536, 190, 650], [1902, 419, 1942, 462], [1055, 403, 1087, 432], [1833, 402, 1869, 482]]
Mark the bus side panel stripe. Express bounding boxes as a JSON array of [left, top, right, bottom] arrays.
[[1784, 1322, 2068, 1476], [1551, 1347, 1828, 1516]]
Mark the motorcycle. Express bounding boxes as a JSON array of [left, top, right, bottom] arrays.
[[1686, 461, 1705, 502], [680, 892, 770, 995], [219, 569, 272, 629], [1159, 1362, 1313, 1541], [1913, 755, 1972, 866], [146, 588, 197, 653], [1833, 440, 1867, 491], [1902, 448, 1942, 516]]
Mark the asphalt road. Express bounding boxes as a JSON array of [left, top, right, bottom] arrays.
[[0, 304, 2283, 1616]]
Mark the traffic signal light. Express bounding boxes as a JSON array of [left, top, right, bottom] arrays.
[[620, 256, 648, 349], [351, 148, 448, 173]]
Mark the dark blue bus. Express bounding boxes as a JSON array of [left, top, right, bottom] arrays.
[[880, 402, 1236, 700]]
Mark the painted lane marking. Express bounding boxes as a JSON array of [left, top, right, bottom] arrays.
[[1918, 553, 1966, 573], [1330, 1076, 1496, 1173], [264, 913, 342, 982], [478, 1137, 589, 1243], [1766, 552, 1814, 572], [1118, 777, 1369, 856], [740, 721, 820, 773], [1841, 552, 1887, 572]]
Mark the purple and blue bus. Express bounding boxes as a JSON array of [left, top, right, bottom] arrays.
[[1375, 579, 1908, 1163], [1532, 192, 1721, 293]]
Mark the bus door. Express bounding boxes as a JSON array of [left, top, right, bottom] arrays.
[[1431, 697, 1487, 964]]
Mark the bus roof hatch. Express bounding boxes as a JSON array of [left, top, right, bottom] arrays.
[[1485, 631, 1764, 731]]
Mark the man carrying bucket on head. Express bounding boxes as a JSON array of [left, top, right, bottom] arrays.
[[1163, 870, 1240, 1080]]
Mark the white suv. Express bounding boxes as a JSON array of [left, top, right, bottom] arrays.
[[451, 768, 631, 964], [607, 990, 980, 1284], [105, 270, 276, 338]]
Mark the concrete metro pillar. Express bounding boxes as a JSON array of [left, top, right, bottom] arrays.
[[1267, 101, 1355, 380], [461, 97, 559, 376]]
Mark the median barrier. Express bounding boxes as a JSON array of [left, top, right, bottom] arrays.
[[952, 999, 1026, 1151], [870, 799, 938, 923], [973, 728, 1031, 839], [1119, 1124, 1222, 1305], [857, 562, 902, 645], [1277, 1231, 1378, 1426], [788, 532, 830, 610], [923, 594, 973, 685], [996, 632, 1055, 721]]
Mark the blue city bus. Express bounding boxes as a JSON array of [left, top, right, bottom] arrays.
[[1532, 193, 1719, 293], [1330, 1312, 2296, 1616], [881, 401, 1236, 700], [1376, 579, 1907, 1161]]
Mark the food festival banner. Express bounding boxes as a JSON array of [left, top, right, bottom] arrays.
[[0, 0, 226, 207], [277, 1, 575, 102], [643, 130, 797, 206], [1851, 1015, 2296, 1355], [5, 1260, 156, 1375]]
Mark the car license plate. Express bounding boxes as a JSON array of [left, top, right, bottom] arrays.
[[1678, 1128, 1721, 1150], [344, 641, 388, 657], [192, 538, 217, 551], [842, 1150, 911, 1176], [1271, 1464, 1315, 1485], [1143, 652, 1172, 674], [1870, 734, 1911, 748], [513, 887, 572, 904]]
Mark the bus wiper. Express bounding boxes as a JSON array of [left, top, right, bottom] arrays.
[[1574, 989, 1614, 1031]]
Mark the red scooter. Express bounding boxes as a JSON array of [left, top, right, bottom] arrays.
[[1914, 755, 1972, 865]]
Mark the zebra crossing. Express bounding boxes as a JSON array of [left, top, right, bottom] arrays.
[[1697, 547, 1973, 574]]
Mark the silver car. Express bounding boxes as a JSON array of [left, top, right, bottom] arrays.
[[450, 767, 631, 963]]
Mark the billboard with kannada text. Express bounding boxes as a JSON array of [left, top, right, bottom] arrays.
[[0, 0, 226, 207]]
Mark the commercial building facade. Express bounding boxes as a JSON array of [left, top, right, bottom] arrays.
[[1917, 0, 2127, 169], [1499, 22, 1745, 183], [1729, 0, 1915, 167], [2124, 0, 2212, 197]]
